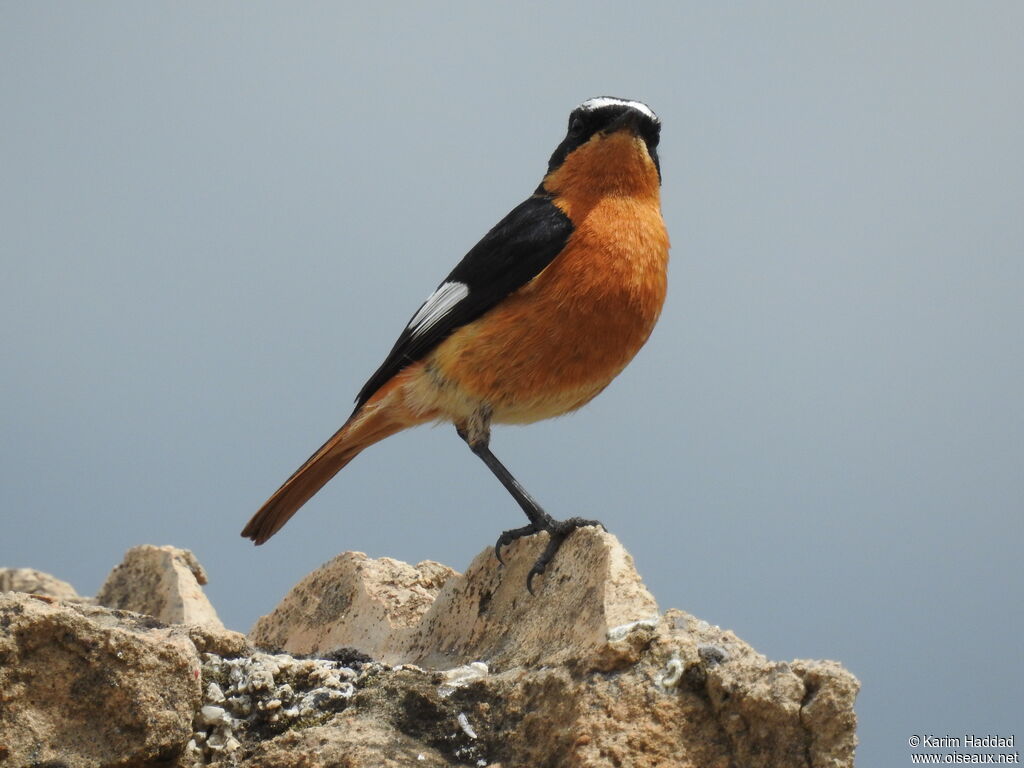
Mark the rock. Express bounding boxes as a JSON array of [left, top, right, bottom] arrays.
[[346, 610, 857, 768], [0, 567, 80, 600], [239, 530, 858, 766], [223, 607, 858, 767], [186, 651, 365, 764], [1, 533, 860, 767], [250, 528, 659, 670], [249, 551, 456, 660], [403, 527, 661, 670], [97, 544, 224, 628], [243, 714, 455, 767], [612, 610, 862, 768], [187, 622, 251, 657], [791, 659, 861, 768], [0, 592, 202, 767]]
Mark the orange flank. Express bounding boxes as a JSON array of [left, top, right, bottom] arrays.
[[425, 204, 668, 422], [411, 129, 669, 424]]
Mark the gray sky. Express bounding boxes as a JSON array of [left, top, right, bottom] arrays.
[[2, 3, 1021, 764]]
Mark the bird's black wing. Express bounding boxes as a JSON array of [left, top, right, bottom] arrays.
[[353, 193, 573, 411]]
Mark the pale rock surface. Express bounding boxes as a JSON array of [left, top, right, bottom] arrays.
[[249, 551, 456, 660], [250, 528, 659, 670], [0, 593, 203, 767], [186, 621, 251, 657], [97, 543, 225, 628], [0, 566, 80, 600], [403, 527, 661, 669]]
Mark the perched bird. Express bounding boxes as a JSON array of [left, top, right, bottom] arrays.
[[243, 97, 670, 591]]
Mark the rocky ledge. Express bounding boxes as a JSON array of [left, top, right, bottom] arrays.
[[0, 530, 859, 767]]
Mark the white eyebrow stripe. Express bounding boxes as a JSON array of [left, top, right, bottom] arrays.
[[408, 281, 469, 337], [578, 97, 659, 123]]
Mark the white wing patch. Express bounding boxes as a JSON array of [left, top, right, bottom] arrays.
[[408, 281, 469, 338], [579, 97, 659, 123]]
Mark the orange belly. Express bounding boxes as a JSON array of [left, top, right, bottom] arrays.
[[414, 195, 669, 424]]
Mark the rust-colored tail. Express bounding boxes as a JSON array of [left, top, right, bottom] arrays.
[[242, 381, 417, 544]]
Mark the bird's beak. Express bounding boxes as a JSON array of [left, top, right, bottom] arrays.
[[603, 109, 643, 136]]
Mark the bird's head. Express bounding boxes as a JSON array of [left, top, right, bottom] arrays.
[[540, 97, 661, 199]]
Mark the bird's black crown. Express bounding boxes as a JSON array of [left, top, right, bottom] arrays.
[[544, 97, 661, 179]]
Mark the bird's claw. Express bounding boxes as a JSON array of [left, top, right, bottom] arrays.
[[494, 517, 605, 591], [524, 517, 605, 594], [561, 516, 605, 532], [493, 523, 539, 567]]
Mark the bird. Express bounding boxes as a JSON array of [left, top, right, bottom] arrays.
[[242, 97, 670, 592]]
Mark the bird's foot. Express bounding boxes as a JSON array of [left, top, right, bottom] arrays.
[[493, 516, 605, 594], [526, 516, 605, 594], [493, 523, 539, 567]]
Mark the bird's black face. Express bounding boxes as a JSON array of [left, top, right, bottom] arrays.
[[544, 97, 661, 181]]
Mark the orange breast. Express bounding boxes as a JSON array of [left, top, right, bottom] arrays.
[[428, 193, 669, 423]]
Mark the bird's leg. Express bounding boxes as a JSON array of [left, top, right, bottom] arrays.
[[456, 412, 604, 593]]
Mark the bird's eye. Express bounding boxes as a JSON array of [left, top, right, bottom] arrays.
[[569, 117, 585, 136]]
